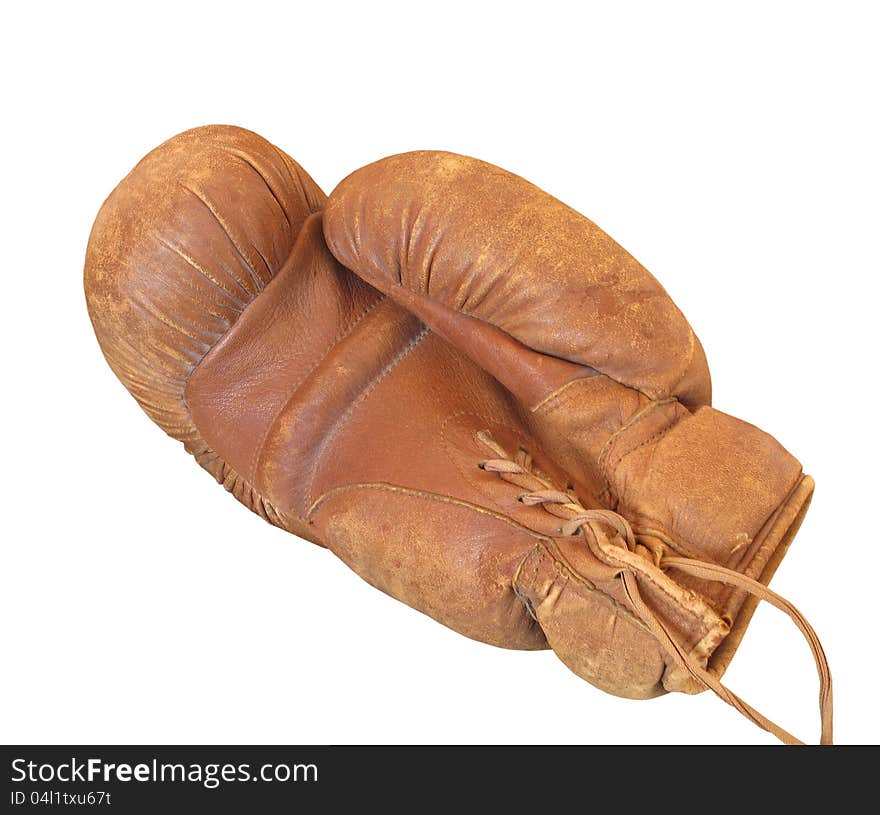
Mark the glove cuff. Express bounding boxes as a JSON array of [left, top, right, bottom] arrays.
[[603, 403, 814, 679], [704, 472, 814, 678]]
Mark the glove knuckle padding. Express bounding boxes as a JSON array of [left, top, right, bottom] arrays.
[[84, 125, 324, 445], [323, 150, 711, 409]]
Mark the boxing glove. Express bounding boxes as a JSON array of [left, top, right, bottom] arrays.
[[85, 127, 830, 744], [322, 151, 831, 743]]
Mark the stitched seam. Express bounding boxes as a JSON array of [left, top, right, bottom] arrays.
[[166, 179, 320, 533], [178, 294, 275, 529], [510, 546, 541, 623], [303, 326, 430, 506], [713, 474, 807, 619], [180, 226, 311, 416], [246, 293, 385, 484], [731, 473, 803, 574], [190, 441, 307, 532], [597, 397, 677, 476], [610, 411, 679, 473], [542, 530, 718, 631], [597, 397, 679, 500], [479, 431, 722, 633], [622, 558, 719, 627], [527, 542, 656, 639], [306, 482, 552, 540], [383, 279, 660, 402], [530, 376, 593, 414], [306, 482, 667, 636], [511, 544, 542, 600]]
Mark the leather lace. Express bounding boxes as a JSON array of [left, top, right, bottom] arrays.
[[476, 431, 833, 745]]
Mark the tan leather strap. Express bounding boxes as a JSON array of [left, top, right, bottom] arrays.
[[569, 512, 832, 744], [477, 431, 833, 745], [621, 560, 832, 745]]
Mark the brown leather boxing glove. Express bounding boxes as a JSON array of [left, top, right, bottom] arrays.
[[85, 128, 831, 744], [322, 151, 832, 743]]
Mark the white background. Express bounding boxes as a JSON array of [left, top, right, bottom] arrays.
[[2, 1, 877, 745]]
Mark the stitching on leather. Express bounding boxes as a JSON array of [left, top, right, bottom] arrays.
[[708, 475, 807, 620], [597, 403, 681, 545], [597, 398, 676, 475], [522, 542, 656, 639], [510, 545, 541, 622], [609, 410, 680, 474], [597, 397, 679, 501], [544, 517, 716, 630], [531, 544, 544, 587], [383, 278, 658, 402], [530, 376, 593, 414], [307, 482, 658, 635], [303, 326, 430, 507], [179, 218, 318, 416], [171, 189, 324, 532], [306, 482, 551, 540], [478, 433, 723, 634], [246, 293, 386, 484], [189, 440, 307, 532], [511, 544, 540, 589]]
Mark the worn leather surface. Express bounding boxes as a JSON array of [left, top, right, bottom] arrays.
[[86, 127, 813, 704], [323, 150, 814, 686]]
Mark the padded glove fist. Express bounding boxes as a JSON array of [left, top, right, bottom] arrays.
[[85, 127, 831, 744]]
